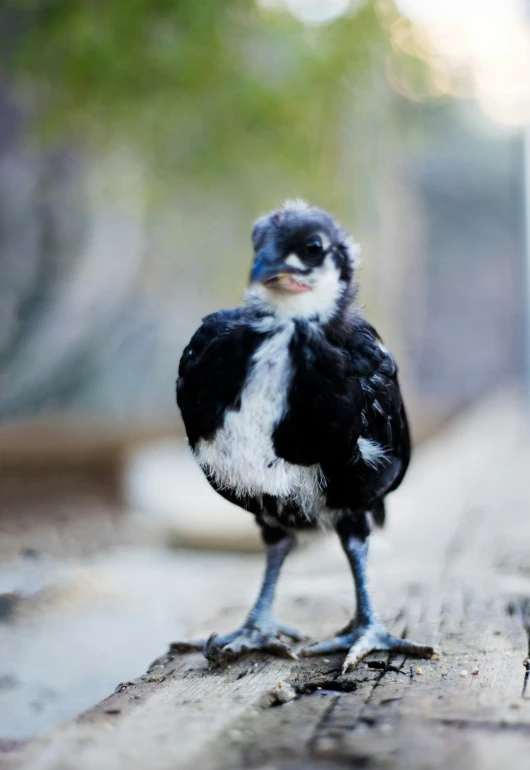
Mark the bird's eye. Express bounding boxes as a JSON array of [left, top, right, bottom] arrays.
[[305, 236, 322, 257]]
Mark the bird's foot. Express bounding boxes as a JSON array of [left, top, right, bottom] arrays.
[[301, 620, 437, 675], [170, 619, 306, 667]]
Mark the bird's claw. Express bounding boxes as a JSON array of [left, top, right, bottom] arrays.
[[301, 621, 437, 674], [205, 628, 298, 667], [170, 619, 306, 667]]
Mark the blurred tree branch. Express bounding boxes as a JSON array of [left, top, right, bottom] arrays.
[[2, 0, 399, 199], [0, 0, 444, 421]]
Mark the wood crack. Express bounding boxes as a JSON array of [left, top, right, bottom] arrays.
[[307, 693, 341, 755], [430, 718, 530, 734]]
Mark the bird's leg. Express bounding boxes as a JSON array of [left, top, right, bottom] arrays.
[[302, 514, 436, 674], [171, 531, 305, 666]]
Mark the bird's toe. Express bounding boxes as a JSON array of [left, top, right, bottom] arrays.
[[300, 634, 353, 657], [341, 628, 382, 673], [274, 621, 308, 642], [169, 638, 208, 653], [382, 634, 437, 659], [263, 636, 298, 659]]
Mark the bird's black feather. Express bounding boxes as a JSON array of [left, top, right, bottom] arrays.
[[272, 315, 409, 515], [177, 308, 270, 447], [177, 308, 410, 530]]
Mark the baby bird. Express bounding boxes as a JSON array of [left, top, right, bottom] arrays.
[[175, 200, 434, 673]]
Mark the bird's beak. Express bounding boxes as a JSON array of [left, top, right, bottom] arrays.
[[250, 245, 297, 286]]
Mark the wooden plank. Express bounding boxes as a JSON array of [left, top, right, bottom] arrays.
[[4, 394, 530, 770]]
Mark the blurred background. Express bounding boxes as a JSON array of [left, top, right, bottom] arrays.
[[0, 0, 529, 747]]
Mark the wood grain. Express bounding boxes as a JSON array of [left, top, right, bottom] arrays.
[[4, 394, 530, 770]]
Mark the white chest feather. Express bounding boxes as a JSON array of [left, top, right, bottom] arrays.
[[194, 325, 325, 517]]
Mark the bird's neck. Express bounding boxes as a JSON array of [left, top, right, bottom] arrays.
[[245, 279, 357, 328]]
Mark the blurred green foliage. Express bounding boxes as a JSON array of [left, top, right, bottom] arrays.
[[4, 0, 401, 202]]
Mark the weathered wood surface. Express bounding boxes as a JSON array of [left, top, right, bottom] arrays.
[[4, 395, 530, 770]]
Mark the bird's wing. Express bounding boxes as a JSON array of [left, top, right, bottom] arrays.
[[177, 308, 268, 447], [273, 316, 410, 508], [344, 318, 411, 492]]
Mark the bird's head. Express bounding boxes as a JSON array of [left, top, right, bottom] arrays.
[[247, 199, 359, 324]]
